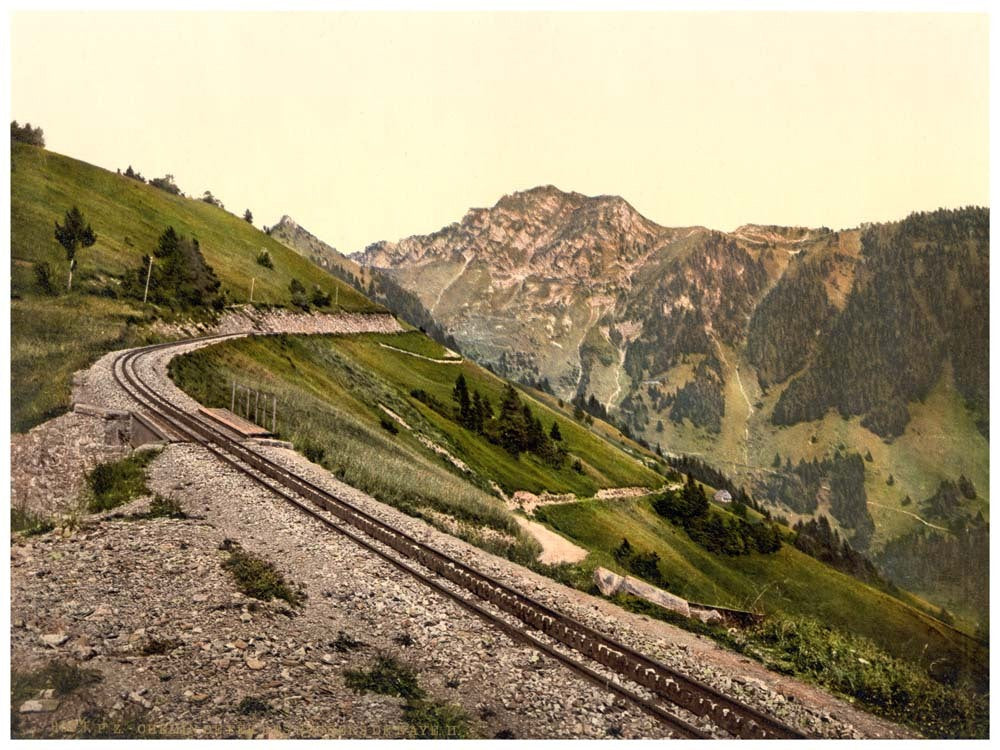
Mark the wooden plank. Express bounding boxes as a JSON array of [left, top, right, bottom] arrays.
[[198, 407, 272, 437]]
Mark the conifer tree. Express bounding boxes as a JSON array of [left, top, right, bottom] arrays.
[[54, 206, 96, 291]]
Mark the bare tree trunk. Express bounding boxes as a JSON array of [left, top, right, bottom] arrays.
[[67, 266, 73, 292]]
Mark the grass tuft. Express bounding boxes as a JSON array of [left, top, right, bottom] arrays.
[[344, 655, 425, 700], [402, 699, 473, 739], [11, 506, 56, 536], [220, 541, 305, 606], [236, 696, 273, 715], [85, 449, 160, 512]]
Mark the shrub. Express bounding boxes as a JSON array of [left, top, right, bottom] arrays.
[[11, 660, 102, 702], [332, 631, 366, 652], [149, 174, 181, 195], [256, 250, 273, 269], [144, 495, 187, 519], [141, 637, 182, 656], [11, 506, 55, 536], [300, 440, 326, 465], [33, 261, 56, 295], [311, 285, 332, 307], [379, 416, 399, 435]]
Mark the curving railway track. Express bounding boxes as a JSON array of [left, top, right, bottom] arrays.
[[111, 334, 808, 740]]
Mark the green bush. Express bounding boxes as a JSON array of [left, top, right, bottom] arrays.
[[33, 261, 56, 295], [144, 495, 187, 519], [299, 439, 326, 465]]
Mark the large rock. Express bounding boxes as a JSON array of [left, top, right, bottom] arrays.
[[592, 567, 691, 618]]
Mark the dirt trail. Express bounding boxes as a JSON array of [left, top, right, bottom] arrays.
[[377, 342, 463, 364], [515, 516, 588, 565], [866, 501, 950, 532]]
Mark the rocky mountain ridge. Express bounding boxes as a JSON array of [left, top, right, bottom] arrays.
[[350, 187, 989, 591]]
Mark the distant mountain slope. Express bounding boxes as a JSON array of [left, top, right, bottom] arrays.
[[269, 214, 462, 350], [353, 186, 989, 619], [10, 142, 378, 431], [266, 214, 362, 281]]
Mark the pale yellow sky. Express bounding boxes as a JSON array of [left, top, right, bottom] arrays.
[[11, 12, 989, 252]]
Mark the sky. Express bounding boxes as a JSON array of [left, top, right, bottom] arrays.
[[10, 11, 989, 253]]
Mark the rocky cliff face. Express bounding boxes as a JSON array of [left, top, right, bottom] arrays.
[[352, 188, 989, 579], [352, 186, 836, 415]]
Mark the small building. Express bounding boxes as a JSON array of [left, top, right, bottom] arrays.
[[714, 489, 732, 504]]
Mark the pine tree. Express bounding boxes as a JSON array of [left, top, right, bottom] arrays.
[[452, 374, 473, 428], [54, 206, 96, 291], [497, 385, 526, 456], [549, 422, 562, 441]]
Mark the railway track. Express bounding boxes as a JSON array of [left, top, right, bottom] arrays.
[[111, 335, 808, 740]]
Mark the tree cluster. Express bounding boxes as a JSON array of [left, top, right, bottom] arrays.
[[11, 120, 44, 146], [360, 268, 460, 353], [921, 478, 979, 529], [448, 376, 566, 467], [202, 190, 224, 209], [149, 174, 181, 195], [287, 278, 333, 310], [652, 476, 782, 556], [665, 454, 758, 510], [878, 510, 988, 625], [126, 226, 223, 309], [756, 451, 873, 548], [792, 515, 883, 585], [122, 165, 147, 183]]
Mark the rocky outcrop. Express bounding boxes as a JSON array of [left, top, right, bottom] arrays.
[[594, 567, 691, 618]]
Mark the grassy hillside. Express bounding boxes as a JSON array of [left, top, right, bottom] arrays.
[[171, 332, 662, 499], [535, 496, 986, 736], [168, 329, 661, 567], [10, 141, 378, 431], [538, 496, 977, 662]]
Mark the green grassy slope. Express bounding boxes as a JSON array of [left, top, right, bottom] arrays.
[[536, 496, 985, 687], [10, 141, 378, 431], [171, 332, 662, 498], [329, 333, 663, 492]]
